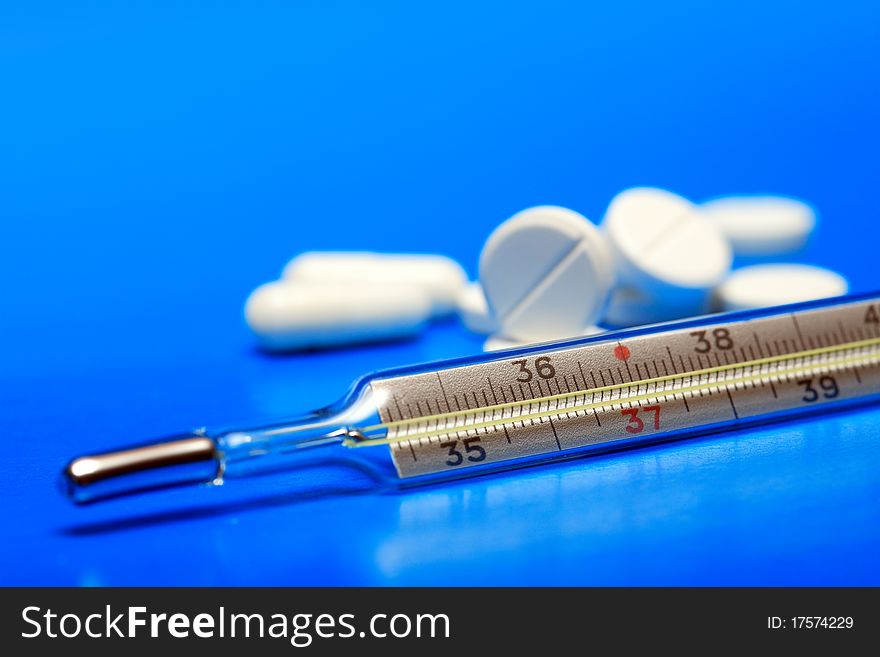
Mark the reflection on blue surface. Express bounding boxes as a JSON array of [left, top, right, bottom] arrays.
[[373, 412, 880, 584], [1, 1, 879, 584], [12, 403, 878, 585]]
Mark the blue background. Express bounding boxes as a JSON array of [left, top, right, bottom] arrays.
[[2, 1, 879, 585]]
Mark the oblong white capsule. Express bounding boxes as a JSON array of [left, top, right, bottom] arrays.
[[700, 195, 816, 256], [283, 251, 468, 317], [245, 281, 432, 351], [713, 264, 848, 312]]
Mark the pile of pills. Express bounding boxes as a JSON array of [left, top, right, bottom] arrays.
[[245, 188, 847, 352]]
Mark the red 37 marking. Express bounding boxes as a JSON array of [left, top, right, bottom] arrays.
[[621, 405, 661, 433]]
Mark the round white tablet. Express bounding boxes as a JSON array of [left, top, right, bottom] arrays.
[[455, 282, 497, 334], [479, 206, 614, 342], [245, 280, 432, 351], [283, 251, 468, 317], [602, 188, 732, 304], [483, 326, 605, 352], [603, 286, 710, 328], [700, 195, 816, 256], [713, 264, 848, 312]]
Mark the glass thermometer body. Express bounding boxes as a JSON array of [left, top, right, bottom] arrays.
[[64, 292, 880, 503]]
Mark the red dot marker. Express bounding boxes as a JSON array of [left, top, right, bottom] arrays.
[[614, 344, 631, 361]]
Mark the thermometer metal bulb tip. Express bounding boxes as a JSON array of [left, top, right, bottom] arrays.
[[61, 423, 375, 504], [62, 433, 221, 504]]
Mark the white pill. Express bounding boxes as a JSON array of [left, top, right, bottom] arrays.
[[455, 282, 497, 334], [483, 326, 604, 352], [245, 280, 432, 351], [713, 264, 848, 312], [602, 188, 732, 304], [283, 251, 468, 317], [479, 206, 614, 342], [700, 195, 816, 256], [603, 286, 710, 328]]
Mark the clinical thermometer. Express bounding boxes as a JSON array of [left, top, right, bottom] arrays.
[[63, 292, 880, 504]]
